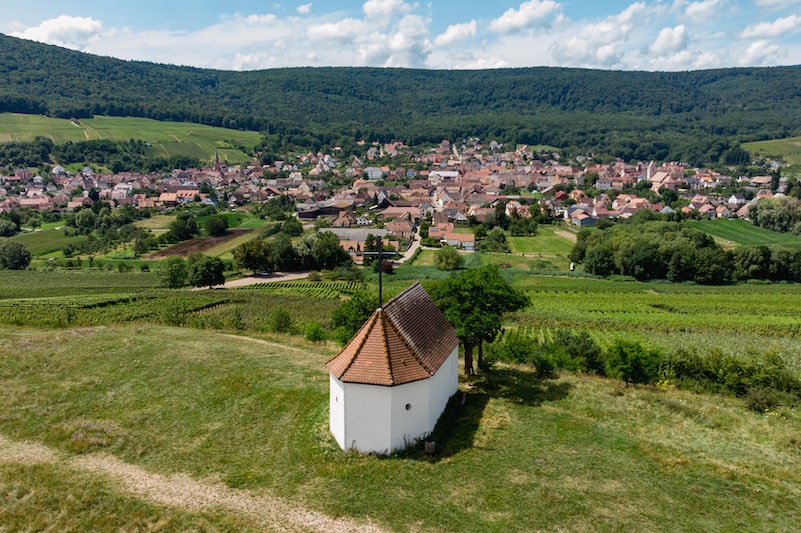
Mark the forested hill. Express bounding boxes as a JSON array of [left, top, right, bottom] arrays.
[[2, 32, 801, 163]]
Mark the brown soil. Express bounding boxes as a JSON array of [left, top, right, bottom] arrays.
[[146, 229, 253, 259]]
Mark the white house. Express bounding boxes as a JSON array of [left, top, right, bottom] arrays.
[[325, 283, 459, 454]]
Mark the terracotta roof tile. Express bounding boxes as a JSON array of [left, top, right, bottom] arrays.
[[326, 283, 458, 386]]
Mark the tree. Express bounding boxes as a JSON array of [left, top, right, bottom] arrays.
[[159, 256, 188, 288], [430, 265, 528, 375], [0, 239, 31, 270], [188, 255, 225, 289], [205, 214, 229, 236], [732, 244, 771, 281], [434, 245, 464, 271], [479, 226, 511, 253], [331, 291, 378, 345], [233, 238, 274, 274], [281, 216, 303, 237], [0, 218, 17, 237]]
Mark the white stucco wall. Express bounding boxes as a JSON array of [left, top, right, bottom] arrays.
[[329, 375, 347, 450], [329, 345, 459, 454]]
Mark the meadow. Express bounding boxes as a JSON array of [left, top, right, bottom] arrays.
[[0, 113, 262, 163], [743, 136, 801, 166], [2, 321, 801, 531], [684, 218, 801, 250]]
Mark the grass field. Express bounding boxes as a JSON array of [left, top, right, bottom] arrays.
[[13, 227, 88, 256], [3, 251, 801, 529], [684, 218, 801, 250], [508, 228, 574, 256], [0, 113, 261, 163], [1, 324, 801, 531], [743, 136, 801, 166]]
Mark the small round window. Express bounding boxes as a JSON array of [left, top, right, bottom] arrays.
[[405, 403, 412, 411]]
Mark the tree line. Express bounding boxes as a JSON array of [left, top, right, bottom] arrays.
[[3, 33, 801, 164], [570, 218, 801, 284]]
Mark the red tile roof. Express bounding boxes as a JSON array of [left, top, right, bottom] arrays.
[[326, 283, 458, 386]]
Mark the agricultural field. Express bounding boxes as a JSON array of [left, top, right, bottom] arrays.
[[13, 227, 88, 256], [743, 136, 801, 166], [508, 226, 575, 270], [684, 218, 801, 250], [0, 113, 261, 163]]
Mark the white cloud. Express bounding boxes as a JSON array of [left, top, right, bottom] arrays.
[[685, 0, 722, 18], [650, 25, 688, 55], [308, 18, 366, 41], [6, 0, 800, 72], [549, 3, 646, 68], [434, 20, 476, 47], [739, 39, 785, 65], [754, 0, 801, 7], [11, 15, 102, 50], [741, 15, 801, 38], [489, 0, 560, 34], [363, 0, 412, 23]]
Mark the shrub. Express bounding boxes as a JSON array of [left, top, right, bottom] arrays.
[[268, 307, 294, 334], [604, 339, 660, 385], [305, 321, 326, 343], [744, 386, 784, 413]]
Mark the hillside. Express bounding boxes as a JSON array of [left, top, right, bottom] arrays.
[[2, 324, 801, 531], [2, 33, 801, 163], [0, 114, 261, 163]]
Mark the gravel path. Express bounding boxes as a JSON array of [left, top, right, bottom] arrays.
[[0, 434, 385, 532], [220, 271, 310, 288]]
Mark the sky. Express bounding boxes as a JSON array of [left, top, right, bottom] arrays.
[[3, 0, 801, 71]]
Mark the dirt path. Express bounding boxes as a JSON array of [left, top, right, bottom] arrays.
[[222, 271, 310, 288], [0, 434, 385, 532]]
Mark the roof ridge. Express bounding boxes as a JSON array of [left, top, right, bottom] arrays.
[[378, 310, 394, 385], [383, 309, 435, 378]]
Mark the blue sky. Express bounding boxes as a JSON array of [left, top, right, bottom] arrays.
[[3, 1, 801, 71]]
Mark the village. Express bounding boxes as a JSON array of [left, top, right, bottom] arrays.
[[0, 138, 783, 255]]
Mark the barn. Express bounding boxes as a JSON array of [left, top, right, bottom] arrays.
[[325, 283, 459, 454]]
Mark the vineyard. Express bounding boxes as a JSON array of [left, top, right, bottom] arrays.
[[239, 280, 367, 298], [508, 276, 801, 373]]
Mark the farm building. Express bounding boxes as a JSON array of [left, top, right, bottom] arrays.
[[326, 283, 459, 454]]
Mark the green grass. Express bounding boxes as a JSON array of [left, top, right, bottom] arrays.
[[1, 324, 800, 531], [13, 227, 88, 256], [684, 218, 801, 250], [0, 113, 261, 163], [508, 228, 574, 256], [743, 136, 801, 165]]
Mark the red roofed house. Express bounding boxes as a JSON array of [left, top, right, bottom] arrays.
[[326, 283, 459, 454]]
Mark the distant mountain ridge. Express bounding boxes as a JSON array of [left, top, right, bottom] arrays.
[[2, 32, 801, 163]]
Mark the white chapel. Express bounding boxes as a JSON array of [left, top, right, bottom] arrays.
[[325, 282, 459, 454]]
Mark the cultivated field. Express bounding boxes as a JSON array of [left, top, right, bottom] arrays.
[[743, 136, 801, 166], [0, 113, 261, 163], [684, 218, 801, 250]]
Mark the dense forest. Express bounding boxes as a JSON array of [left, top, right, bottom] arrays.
[[2, 33, 801, 163]]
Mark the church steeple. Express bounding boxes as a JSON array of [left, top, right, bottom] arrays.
[[213, 150, 221, 172]]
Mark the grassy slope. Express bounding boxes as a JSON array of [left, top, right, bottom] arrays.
[[0, 113, 261, 163], [743, 136, 801, 165], [1, 324, 800, 531], [684, 218, 801, 250]]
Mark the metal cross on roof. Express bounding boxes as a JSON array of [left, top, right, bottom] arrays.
[[362, 239, 398, 309]]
